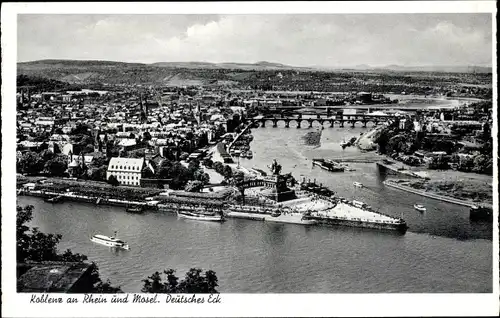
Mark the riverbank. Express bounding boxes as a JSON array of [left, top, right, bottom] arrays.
[[384, 179, 493, 209], [17, 173, 410, 234], [356, 125, 384, 151], [18, 195, 493, 293]]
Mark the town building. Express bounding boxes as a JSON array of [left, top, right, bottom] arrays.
[[17, 261, 95, 293], [106, 157, 145, 186]]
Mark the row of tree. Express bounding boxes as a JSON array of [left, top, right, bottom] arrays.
[[213, 161, 233, 180], [18, 150, 68, 176]]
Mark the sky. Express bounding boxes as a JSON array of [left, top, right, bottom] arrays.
[[17, 14, 493, 67]]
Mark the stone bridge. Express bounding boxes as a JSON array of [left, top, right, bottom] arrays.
[[253, 113, 394, 128]]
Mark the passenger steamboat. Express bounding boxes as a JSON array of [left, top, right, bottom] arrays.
[[91, 232, 130, 249], [177, 207, 225, 222]]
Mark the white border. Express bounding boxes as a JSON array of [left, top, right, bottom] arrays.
[[2, 2, 498, 317]]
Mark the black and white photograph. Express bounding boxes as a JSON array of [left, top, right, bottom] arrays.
[[2, 1, 498, 317]]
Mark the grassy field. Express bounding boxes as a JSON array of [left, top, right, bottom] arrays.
[[406, 176, 493, 205]]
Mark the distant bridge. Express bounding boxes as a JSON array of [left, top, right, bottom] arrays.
[[252, 113, 395, 128]]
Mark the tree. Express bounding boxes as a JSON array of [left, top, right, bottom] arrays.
[[223, 165, 233, 179], [92, 155, 109, 167], [374, 128, 393, 154], [193, 170, 210, 185], [457, 155, 474, 172], [187, 159, 200, 174], [184, 180, 204, 192], [168, 162, 191, 190], [40, 149, 55, 162], [157, 160, 173, 179], [142, 268, 218, 294], [108, 175, 119, 186], [19, 152, 44, 175], [203, 158, 213, 168], [213, 161, 224, 174], [44, 156, 68, 177], [472, 154, 492, 175], [16, 205, 121, 293], [90, 165, 108, 181]]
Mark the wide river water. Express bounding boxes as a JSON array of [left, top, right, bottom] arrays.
[[18, 122, 493, 293]]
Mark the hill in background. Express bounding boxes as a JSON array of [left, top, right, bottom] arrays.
[[16, 59, 492, 97]]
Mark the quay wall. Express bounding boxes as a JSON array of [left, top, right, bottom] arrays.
[[226, 211, 266, 221], [383, 180, 491, 209], [19, 189, 407, 234], [308, 215, 407, 233]]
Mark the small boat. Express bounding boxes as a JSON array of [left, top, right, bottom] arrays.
[[414, 204, 426, 212], [91, 232, 129, 250], [340, 139, 349, 148], [246, 151, 253, 159], [353, 182, 363, 188], [45, 195, 63, 203], [126, 204, 144, 214], [312, 159, 345, 172]]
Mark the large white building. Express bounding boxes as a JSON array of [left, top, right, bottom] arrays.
[[106, 157, 145, 186]]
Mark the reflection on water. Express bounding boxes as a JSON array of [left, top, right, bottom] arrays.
[[18, 196, 492, 293], [244, 125, 492, 240]]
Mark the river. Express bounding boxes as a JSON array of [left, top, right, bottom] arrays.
[[17, 123, 493, 293]]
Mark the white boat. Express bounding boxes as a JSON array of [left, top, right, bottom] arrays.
[[353, 182, 363, 188], [177, 210, 225, 222], [414, 204, 426, 212], [91, 232, 129, 250]]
